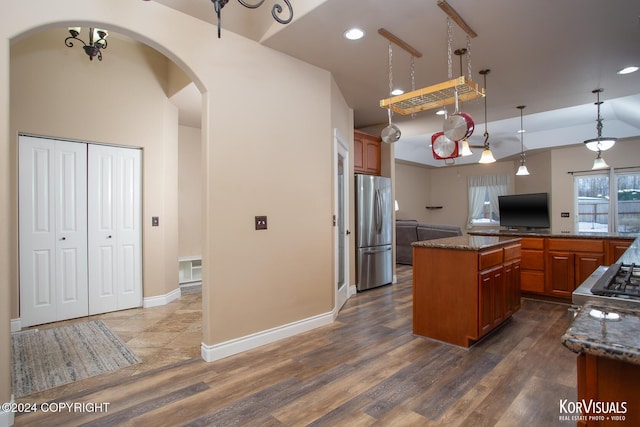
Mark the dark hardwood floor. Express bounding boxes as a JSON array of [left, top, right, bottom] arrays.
[[15, 265, 577, 426]]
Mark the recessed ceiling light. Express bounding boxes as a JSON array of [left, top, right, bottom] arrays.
[[617, 66, 639, 75], [391, 89, 404, 96], [344, 28, 364, 40]]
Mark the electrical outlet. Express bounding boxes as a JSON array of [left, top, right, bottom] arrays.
[[255, 216, 267, 230]]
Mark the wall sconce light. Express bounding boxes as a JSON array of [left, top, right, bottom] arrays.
[[65, 27, 108, 61]]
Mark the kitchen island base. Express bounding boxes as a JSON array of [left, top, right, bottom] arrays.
[[412, 236, 521, 348]]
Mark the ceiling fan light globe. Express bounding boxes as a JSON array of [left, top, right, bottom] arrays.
[[478, 149, 496, 164], [459, 140, 473, 156], [592, 156, 609, 170]]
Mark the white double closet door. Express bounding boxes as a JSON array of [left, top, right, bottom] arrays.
[[19, 135, 142, 328]]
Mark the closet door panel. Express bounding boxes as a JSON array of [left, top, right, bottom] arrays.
[[19, 136, 88, 327], [115, 148, 142, 309], [89, 145, 142, 315], [55, 143, 88, 319], [89, 145, 118, 314]]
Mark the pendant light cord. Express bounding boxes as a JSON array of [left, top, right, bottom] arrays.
[[480, 69, 490, 148]]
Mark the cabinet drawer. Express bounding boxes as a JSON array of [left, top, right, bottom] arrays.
[[548, 238, 603, 253], [503, 244, 521, 261], [521, 237, 544, 250], [521, 250, 544, 270], [521, 271, 545, 294], [479, 248, 503, 270]]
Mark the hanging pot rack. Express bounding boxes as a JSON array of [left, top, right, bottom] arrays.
[[378, 1, 484, 115]]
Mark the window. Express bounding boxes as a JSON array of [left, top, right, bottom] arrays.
[[616, 172, 640, 232], [468, 174, 510, 227], [575, 169, 640, 233]]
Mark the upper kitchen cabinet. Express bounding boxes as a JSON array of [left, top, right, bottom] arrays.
[[354, 130, 381, 176]]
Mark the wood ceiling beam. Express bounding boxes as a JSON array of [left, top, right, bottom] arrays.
[[377, 28, 422, 58], [437, 0, 478, 38]]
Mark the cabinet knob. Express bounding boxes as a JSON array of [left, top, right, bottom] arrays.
[[61, 237, 66, 241], [107, 235, 112, 239]]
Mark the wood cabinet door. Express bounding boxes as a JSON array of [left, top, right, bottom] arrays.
[[479, 266, 504, 337], [353, 134, 364, 172], [353, 131, 381, 175], [606, 240, 632, 264], [363, 139, 381, 175], [547, 251, 575, 298], [504, 261, 521, 317], [575, 252, 604, 287]]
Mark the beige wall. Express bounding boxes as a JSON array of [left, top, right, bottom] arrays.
[[1, 0, 352, 407], [514, 151, 552, 195], [394, 161, 431, 223], [395, 160, 516, 230], [10, 28, 179, 317], [178, 125, 203, 258], [550, 138, 640, 233], [395, 139, 640, 234]]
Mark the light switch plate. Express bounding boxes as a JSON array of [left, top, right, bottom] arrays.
[[152, 216, 159, 226]]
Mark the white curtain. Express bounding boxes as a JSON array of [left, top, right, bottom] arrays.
[[467, 174, 510, 228]]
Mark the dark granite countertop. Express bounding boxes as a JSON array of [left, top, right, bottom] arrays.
[[468, 229, 638, 240], [412, 235, 521, 251], [562, 303, 640, 365]]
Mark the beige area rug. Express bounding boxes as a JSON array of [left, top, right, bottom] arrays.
[[11, 320, 141, 398]]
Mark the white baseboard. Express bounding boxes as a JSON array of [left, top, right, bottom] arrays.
[[201, 310, 334, 362], [0, 395, 15, 427], [10, 319, 21, 333], [393, 274, 398, 284], [349, 284, 357, 295], [143, 287, 181, 308]]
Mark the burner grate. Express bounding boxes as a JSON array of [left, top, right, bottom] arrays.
[[591, 263, 640, 299]]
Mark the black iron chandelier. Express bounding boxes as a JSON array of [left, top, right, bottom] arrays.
[[143, 1, 294, 38], [64, 27, 108, 61], [211, 0, 293, 38]]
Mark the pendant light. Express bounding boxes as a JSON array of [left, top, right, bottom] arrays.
[[584, 89, 615, 170], [592, 151, 610, 170], [478, 69, 496, 164], [584, 89, 616, 152], [515, 105, 530, 176], [455, 47, 473, 157]]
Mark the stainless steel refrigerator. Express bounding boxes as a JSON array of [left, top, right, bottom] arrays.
[[355, 174, 393, 291]]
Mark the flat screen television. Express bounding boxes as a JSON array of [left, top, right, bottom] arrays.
[[498, 192, 550, 229]]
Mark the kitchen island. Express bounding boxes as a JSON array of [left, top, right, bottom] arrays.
[[562, 304, 640, 426], [561, 236, 640, 426], [412, 235, 521, 347]]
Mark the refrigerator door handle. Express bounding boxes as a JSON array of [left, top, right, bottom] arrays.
[[363, 246, 392, 254], [375, 189, 382, 234]]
